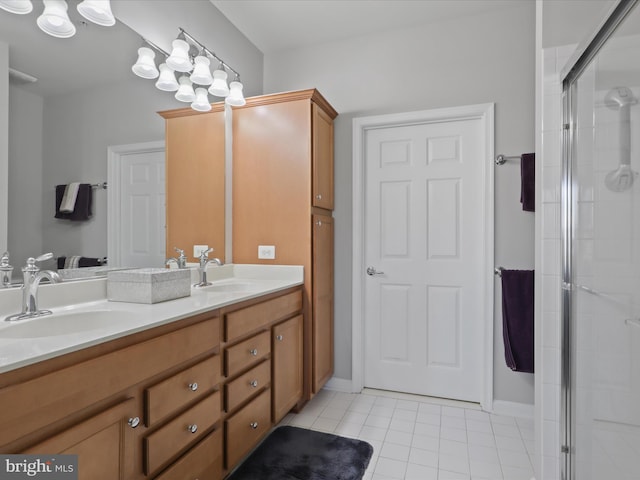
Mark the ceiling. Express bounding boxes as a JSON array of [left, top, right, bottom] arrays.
[[210, 0, 521, 54]]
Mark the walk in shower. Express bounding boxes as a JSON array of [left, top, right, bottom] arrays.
[[561, 1, 640, 479]]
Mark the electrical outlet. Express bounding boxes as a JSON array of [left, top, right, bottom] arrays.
[[193, 244, 209, 258], [258, 245, 275, 260]]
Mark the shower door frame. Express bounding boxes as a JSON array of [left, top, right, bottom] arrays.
[[560, 1, 639, 479]]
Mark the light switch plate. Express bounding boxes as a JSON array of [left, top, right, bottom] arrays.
[[193, 244, 209, 258], [258, 245, 276, 259]]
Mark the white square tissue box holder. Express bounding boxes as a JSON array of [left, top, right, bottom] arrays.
[[107, 268, 191, 304]]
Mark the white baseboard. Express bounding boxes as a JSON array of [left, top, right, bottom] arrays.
[[492, 399, 534, 419], [323, 377, 357, 393]]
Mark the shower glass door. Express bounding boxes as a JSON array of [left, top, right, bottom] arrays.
[[565, 3, 640, 479]]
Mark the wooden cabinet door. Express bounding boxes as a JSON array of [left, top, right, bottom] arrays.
[[312, 103, 334, 210], [272, 314, 303, 423], [24, 399, 137, 480], [164, 110, 226, 263], [312, 214, 334, 392]]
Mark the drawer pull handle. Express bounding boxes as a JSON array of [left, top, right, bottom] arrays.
[[188, 382, 198, 392], [276, 334, 284, 341], [250, 380, 258, 388], [249, 349, 258, 356], [187, 424, 198, 434], [128, 417, 140, 429], [250, 422, 258, 429]]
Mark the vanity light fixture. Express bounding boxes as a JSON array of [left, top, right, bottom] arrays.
[[131, 27, 245, 112], [37, 0, 76, 38], [0, 0, 33, 15]]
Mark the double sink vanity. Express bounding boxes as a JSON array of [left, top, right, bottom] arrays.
[[0, 264, 305, 479], [0, 87, 337, 479]]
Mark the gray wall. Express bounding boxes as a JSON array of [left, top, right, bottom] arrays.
[[4, 2, 263, 267], [263, 3, 536, 404], [8, 86, 43, 266]]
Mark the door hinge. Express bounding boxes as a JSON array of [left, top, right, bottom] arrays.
[[563, 123, 571, 130], [561, 445, 570, 454]]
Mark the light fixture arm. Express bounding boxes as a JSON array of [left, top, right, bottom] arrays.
[[141, 37, 170, 59], [179, 27, 240, 79]]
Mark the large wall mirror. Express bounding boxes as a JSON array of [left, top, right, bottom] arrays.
[[0, 3, 226, 278]]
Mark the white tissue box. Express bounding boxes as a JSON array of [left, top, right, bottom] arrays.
[[107, 268, 191, 304]]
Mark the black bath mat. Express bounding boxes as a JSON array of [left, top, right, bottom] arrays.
[[227, 425, 374, 480]]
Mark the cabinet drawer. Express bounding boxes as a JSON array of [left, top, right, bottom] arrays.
[[144, 391, 221, 475], [154, 428, 222, 480], [0, 316, 220, 447], [225, 360, 270, 413], [225, 388, 271, 469], [225, 331, 270, 377], [146, 355, 220, 426], [225, 290, 302, 342]]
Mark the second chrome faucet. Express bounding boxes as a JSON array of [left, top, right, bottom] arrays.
[[194, 248, 223, 287]]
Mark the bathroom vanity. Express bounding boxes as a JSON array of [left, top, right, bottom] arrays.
[[0, 265, 304, 479]]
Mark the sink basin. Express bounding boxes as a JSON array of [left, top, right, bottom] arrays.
[[0, 310, 135, 338]]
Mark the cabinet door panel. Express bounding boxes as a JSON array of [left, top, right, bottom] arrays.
[[24, 398, 136, 480], [312, 103, 334, 210], [273, 315, 303, 423], [312, 214, 334, 392]]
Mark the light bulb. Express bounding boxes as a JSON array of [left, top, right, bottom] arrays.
[[155, 63, 179, 92], [131, 47, 159, 79], [190, 55, 213, 85], [225, 80, 246, 107], [191, 88, 212, 112], [37, 0, 76, 38], [166, 39, 193, 73], [175, 76, 196, 103], [77, 0, 115, 26], [209, 68, 229, 97]]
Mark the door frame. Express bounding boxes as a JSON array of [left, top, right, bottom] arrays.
[[351, 103, 495, 411], [107, 140, 165, 268]]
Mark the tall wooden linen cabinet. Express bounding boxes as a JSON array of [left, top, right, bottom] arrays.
[[232, 89, 337, 401]]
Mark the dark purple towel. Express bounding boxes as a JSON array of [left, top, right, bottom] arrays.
[[520, 153, 535, 212], [501, 269, 534, 373], [55, 184, 93, 221]]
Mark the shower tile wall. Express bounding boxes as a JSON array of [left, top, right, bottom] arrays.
[[539, 44, 576, 480]]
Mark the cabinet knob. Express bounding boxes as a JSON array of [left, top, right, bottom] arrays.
[[187, 424, 198, 434], [249, 348, 258, 356], [316, 194, 322, 200], [315, 220, 322, 226], [128, 417, 140, 429], [250, 380, 258, 388], [188, 382, 198, 392], [250, 422, 258, 429], [276, 334, 284, 341]]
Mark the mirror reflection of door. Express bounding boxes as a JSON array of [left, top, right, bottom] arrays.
[[108, 142, 166, 268]]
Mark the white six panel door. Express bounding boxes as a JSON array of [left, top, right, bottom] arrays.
[[364, 118, 484, 402], [119, 150, 166, 268]]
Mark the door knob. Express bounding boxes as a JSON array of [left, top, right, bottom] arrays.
[[366, 266, 384, 276]]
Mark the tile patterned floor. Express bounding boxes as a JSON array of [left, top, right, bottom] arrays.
[[278, 389, 535, 480]]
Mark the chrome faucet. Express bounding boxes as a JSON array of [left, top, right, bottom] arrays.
[[194, 248, 223, 287], [0, 251, 13, 288], [166, 247, 188, 269], [5, 253, 62, 322]]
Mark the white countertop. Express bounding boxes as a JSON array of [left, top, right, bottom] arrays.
[[0, 264, 303, 374]]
